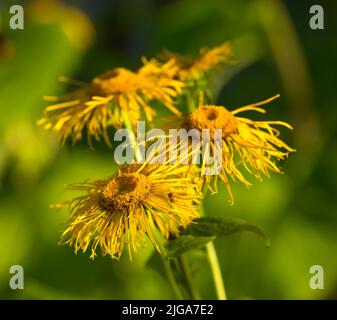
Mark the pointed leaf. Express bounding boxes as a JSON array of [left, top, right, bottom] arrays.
[[181, 217, 270, 248]]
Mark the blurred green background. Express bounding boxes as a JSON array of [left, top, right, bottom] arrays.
[[0, 0, 336, 300]]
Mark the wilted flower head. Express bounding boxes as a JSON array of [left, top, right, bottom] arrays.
[[181, 94, 295, 204], [38, 59, 184, 147], [162, 42, 232, 81], [58, 162, 201, 259]]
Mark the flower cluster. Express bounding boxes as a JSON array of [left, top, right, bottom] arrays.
[[40, 42, 295, 259]]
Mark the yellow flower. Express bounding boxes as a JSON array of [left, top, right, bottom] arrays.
[[58, 162, 201, 259], [162, 42, 232, 81], [37, 59, 184, 147], [181, 94, 295, 204]]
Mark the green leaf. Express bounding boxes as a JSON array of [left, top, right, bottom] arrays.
[[181, 217, 270, 248], [165, 235, 215, 258]]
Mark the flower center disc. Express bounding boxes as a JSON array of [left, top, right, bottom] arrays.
[[100, 173, 151, 211], [91, 69, 140, 96], [183, 106, 238, 137]]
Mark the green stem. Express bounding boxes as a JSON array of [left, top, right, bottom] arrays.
[[123, 110, 143, 162], [205, 242, 227, 300], [178, 255, 201, 300], [200, 199, 227, 300], [186, 89, 196, 113], [157, 243, 184, 300], [159, 254, 184, 300]]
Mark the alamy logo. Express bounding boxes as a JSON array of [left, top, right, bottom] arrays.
[[0, 5, 24, 30], [112, 121, 223, 176], [9, 5, 24, 30], [309, 265, 324, 290], [9, 265, 24, 290], [309, 5, 324, 30]]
